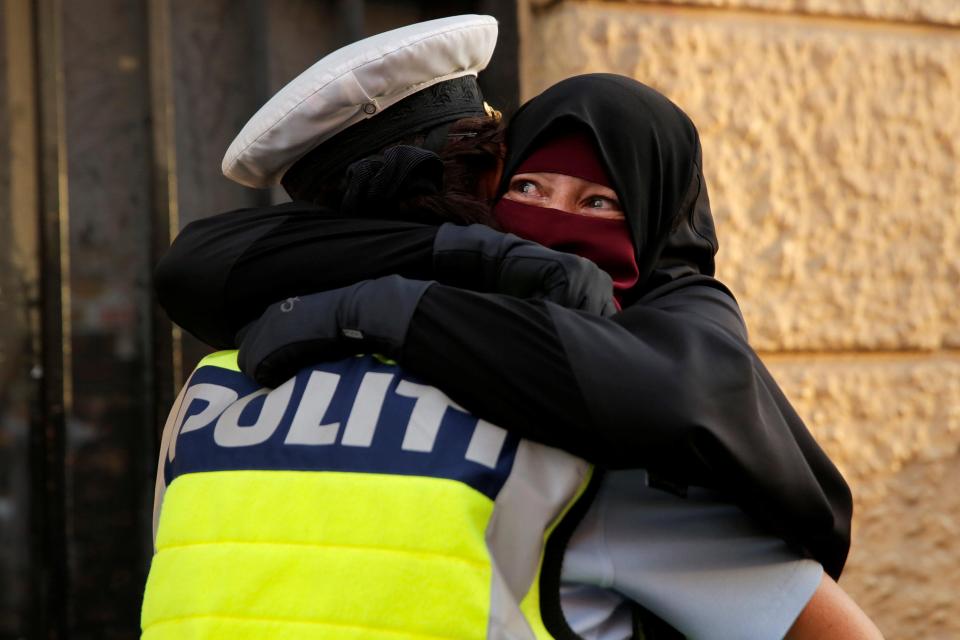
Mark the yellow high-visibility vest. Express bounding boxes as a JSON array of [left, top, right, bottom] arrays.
[[142, 351, 593, 640]]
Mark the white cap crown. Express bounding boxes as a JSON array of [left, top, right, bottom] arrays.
[[223, 14, 498, 188]]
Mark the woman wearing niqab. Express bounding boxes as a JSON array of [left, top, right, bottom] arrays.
[[348, 74, 854, 577]]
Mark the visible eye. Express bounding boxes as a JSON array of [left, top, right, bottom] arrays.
[[585, 196, 621, 211], [510, 179, 542, 197], [518, 180, 536, 194]]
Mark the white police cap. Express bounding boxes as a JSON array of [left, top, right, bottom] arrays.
[[222, 14, 498, 189]]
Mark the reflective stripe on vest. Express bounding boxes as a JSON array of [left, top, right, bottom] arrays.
[[142, 352, 592, 640]]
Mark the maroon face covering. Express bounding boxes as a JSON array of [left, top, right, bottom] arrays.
[[494, 199, 639, 307], [493, 129, 640, 306]]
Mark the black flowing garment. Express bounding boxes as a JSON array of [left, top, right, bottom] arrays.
[[155, 74, 852, 579]]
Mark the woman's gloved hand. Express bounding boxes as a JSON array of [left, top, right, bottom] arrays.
[[237, 275, 432, 387], [433, 223, 617, 317]]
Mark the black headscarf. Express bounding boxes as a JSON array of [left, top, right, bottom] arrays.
[[500, 73, 718, 305]]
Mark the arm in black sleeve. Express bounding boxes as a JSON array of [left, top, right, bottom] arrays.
[[154, 202, 438, 348], [399, 279, 851, 578], [401, 277, 747, 469], [157, 205, 617, 348]]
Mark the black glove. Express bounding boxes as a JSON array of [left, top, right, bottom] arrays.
[[237, 275, 433, 387], [433, 223, 617, 317]]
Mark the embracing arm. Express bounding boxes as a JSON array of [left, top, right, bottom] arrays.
[[156, 204, 613, 348], [154, 203, 438, 349], [401, 279, 747, 469]]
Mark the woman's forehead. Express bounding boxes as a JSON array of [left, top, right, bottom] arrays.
[[511, 126, 614, 189], [511, 171, 618, 194]]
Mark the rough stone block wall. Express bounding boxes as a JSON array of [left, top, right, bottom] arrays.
[[519, 2, 960, 637]]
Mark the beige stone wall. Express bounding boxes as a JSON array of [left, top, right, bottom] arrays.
[[519, 2, 960, 637]]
